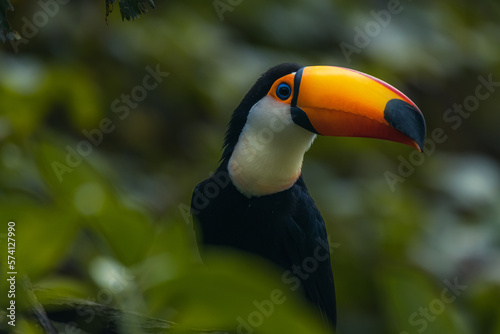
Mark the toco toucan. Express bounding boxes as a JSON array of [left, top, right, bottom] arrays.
[[191, 63, 426, 331]]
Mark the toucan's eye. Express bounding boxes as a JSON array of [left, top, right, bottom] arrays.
[[276, 83, 292, 100]]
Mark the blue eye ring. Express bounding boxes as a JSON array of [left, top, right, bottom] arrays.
[[276, 83, 292, 100]]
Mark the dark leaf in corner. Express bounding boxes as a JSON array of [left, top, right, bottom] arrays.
[[107, 0, 155, 22], [0, 0, 20, 42]]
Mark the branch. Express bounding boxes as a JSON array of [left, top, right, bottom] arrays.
[[36, 287, 174, 334]]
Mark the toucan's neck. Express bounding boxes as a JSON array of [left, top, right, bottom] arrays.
[[226, 96, 316, 197]]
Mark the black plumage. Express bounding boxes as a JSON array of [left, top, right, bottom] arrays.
[[191, 63, 337, 329]]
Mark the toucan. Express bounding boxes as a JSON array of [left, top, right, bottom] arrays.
[[191, 63, 426, 331]]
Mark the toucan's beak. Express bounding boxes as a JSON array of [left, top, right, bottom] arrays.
[[290, 66, 426, 151]]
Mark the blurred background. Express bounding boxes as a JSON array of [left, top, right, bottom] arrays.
[[1, 0, 500, 333]]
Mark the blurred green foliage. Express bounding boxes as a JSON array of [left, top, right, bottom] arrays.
[[1, 1, 500, 333]]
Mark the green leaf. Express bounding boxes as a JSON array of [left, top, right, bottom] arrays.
[[147, 250, 331, 334], [0, 202, 79, 280], [88, 209, 156, 266]]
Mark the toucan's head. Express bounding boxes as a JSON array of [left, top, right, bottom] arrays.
[[223, 63, 426, 197]]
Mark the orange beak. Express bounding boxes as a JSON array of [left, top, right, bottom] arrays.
[[290, 66, 426, 151]]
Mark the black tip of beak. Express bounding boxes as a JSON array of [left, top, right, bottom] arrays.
[[384, 99, 426, 151]]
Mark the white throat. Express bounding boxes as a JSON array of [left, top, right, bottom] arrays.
[[228, 96, 316, 197]]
